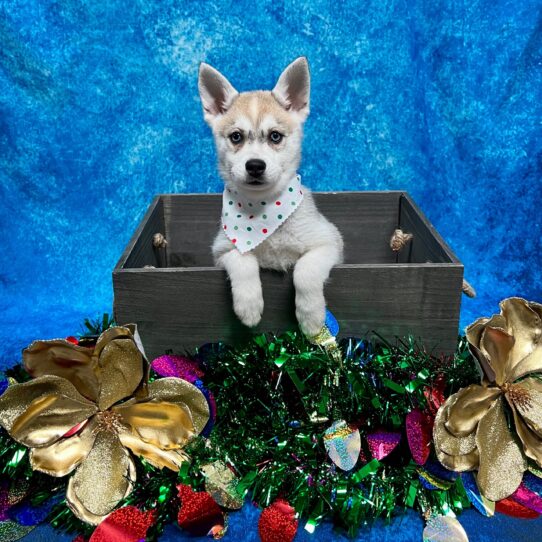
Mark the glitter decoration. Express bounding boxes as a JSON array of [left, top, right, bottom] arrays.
[[406, 408, 432, 465], [495, 497, 540, 519], [308, 309, 342, 363], [0, 520, 34, 541], [0, 483, 10, 521], [323, 420, 361, 471], [423, 515, 469, 542], [366, 429, 401, 460], [9, 493, 62, 526], [88, 506, 156, 542], [201, 461, 243, 510], [177, 484, 224, 537], [258, 499, 298, 542], [461, 472, 494, 517], [151, 354, 204, 383], [509, 482, 542, 514]]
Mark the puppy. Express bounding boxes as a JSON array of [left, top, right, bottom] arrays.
[[198, 57, 344, 337]]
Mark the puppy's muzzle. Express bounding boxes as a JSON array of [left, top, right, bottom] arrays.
[[245, 159, 266, 178]]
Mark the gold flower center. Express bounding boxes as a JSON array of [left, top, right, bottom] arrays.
[[94, 411, 124, 434], [501, 383, 533, 410]]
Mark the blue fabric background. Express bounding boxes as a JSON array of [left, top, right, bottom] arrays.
[[1, 0, 541, 540]]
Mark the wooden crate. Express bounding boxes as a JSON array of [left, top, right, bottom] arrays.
[[113, 192, 463, 360]]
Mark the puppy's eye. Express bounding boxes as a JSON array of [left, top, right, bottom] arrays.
[[229, 131, 243, 144], [269, 131, 283, 144]]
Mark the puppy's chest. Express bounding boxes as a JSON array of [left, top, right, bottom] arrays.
[[252, 220, 307, 270]]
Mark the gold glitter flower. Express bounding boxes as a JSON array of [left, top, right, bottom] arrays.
[[0, 326, 209, 524], [434, 297, 542, 501]]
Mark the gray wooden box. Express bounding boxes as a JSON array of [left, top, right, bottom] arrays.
[[113, 191, 463, 360]]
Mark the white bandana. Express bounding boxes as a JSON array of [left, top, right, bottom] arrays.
[[221, 174, 304, 253]]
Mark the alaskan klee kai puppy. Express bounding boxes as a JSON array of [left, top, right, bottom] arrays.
[[198, 57, 344, 337]]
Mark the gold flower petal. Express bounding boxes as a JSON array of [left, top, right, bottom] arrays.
[[96, 337, 144, 411], [436, 448, 479, 472], [480, 327, 514, 386], [23, 340, 99, 402], [114, 400, 195, 450], [67, 431, 136, 523], [434, 395, 477, 456], [506, 378, 542, 437], [475, 396, 526, 501], [147, 377, 210, 435], [445, 385, 501, 438], [119, 429, 189, 470], [500, 298, 542, 377], [511, 404, 542, 467], [466, 317, 497, 384], [30, 420, 97, 477], [0, 376, 98, 447]]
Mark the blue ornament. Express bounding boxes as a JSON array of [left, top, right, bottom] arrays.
[[325, 309, 339, 336], [0, 377, 7, 396], [461, 472, 494, 517]]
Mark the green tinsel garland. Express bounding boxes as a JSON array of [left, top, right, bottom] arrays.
[[0, 319, 480, 540]]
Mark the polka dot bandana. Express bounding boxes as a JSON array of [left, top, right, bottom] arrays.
[[221, 174, 304, 253]]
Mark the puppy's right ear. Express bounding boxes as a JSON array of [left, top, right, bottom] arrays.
[[198, 63, 238, 124]]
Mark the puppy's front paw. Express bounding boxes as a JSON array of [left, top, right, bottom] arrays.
[[233, 289, 264, 328], [296, 301, 325, 338]]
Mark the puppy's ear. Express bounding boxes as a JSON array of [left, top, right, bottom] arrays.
[[272, 56, 310, 121], [198, 63, 238, 124]]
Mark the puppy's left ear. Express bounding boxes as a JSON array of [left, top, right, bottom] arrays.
[[272, 56, 310, 122]]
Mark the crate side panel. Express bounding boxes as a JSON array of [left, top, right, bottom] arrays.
[[326, 264, 464, 355], [397, 195, 457, 264], [113, 268, 298, 359], [313, 192, 402, 264], [123, 198, 165, 269], [162, 192, 403, 267]]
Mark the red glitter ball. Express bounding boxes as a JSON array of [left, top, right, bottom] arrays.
[[177, 484, 224, 536], [496, 497, 540, 519], [258, 499, 298, 542], [66, 336, 79, 344], [89, 506, 156, 542]]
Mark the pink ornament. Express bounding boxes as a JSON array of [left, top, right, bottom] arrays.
[[406, 409, 433, 465], [366, 430, 401, 460], [151, 354, 204, 382]]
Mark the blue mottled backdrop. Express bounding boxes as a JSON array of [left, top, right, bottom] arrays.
[[1, 1, 541, 540]]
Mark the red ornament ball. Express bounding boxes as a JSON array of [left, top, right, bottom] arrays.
[[258, 499, 298, 542], [89, 506, 156, 542], [177, 484, 225, 536]]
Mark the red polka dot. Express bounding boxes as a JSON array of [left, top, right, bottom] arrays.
[[223, 225, 227, 230], [232, 239, 237, 244], [249, 215, 254, 219], [276, 201, 281, 206], [262, 228, 268, 234]]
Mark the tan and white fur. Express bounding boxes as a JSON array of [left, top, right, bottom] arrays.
[[198, 57, 343, 337]]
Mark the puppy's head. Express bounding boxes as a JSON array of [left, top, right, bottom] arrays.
[[198, 57, 310, 197]]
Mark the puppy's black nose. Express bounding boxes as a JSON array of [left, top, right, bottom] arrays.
[[245, 159, 266, 178]]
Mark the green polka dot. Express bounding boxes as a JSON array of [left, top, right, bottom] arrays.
[[261, 201, 266, 205], [229, 201, 233, 205], [247, 240, 252, 246], [278, 214, 283, 219], [234, 225, 239, 230], [248, 202, 253, 207], [237, 214, 241, 218], [247, 227, 252, 231], [225, 212, 229, 216], [291, 201, 296, 206], [288, 187, 293, 192], [262, 214, 267, 219]]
